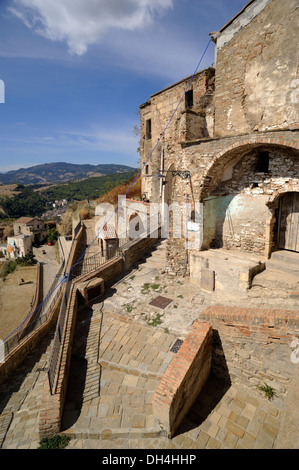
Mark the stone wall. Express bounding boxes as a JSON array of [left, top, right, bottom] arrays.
[[213, 0, 299, 137], [138, 0, 299, 274], [162, 132, 299, 273], [201, 305, 299, 401], [40, 283, 78, 439], [140, 68, 215, 202]]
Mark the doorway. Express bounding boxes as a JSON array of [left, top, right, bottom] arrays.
[[278, 192, 299, 252]]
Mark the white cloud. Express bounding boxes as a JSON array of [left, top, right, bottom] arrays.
[[8, 0, 173, 55]]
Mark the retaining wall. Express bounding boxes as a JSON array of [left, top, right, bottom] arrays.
[[200, 305, 299, 400], [153, 321, 213, 437], [0, 222, 85, 386]]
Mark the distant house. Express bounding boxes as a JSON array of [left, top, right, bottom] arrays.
[[6, 235, 32, 259], [13, 217, 48, 244], [98, 223, 119, 260]]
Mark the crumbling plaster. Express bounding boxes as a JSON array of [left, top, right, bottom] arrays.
[[213, 0, 299, 136]]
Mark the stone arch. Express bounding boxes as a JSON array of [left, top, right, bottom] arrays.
[[198, 138, 299, 256], [199, 137, 299, 201], [128, 211, 146, 239]]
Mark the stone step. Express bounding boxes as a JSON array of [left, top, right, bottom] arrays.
[[61, 426, 166, 441], [270, 250, 299, 266], [266, 258, 299, 277]]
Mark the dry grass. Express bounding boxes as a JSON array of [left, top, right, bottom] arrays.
[[0, 184, 19, 198], [96, 173, 141, 206]]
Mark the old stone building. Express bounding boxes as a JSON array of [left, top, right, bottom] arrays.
[[139, 0, 299, 291], [13, 217, 48, 244]]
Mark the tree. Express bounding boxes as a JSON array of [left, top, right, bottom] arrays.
[[47, 227, 59, 244]]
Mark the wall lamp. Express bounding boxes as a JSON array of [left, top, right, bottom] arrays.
[[145, 170, 191, 180]]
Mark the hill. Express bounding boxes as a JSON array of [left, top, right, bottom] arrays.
[[0, 162, 137, 185], [39, 171, 139, 202], [0, 171, 140, 219]]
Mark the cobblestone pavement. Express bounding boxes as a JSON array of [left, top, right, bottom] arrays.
[[0, 240, 297, 450]]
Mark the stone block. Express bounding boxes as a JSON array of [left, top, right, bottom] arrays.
[[200, 268, 215, 292]]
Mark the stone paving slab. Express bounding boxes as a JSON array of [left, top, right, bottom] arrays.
[[64, 378, 283, 450], [61, 307, 179, 440], [0, 239, 296, 449], [0, 304, 288, 450]]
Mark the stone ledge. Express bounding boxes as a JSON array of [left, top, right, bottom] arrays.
[[99, 359, 163, 380], [61, 426, 166, 441]]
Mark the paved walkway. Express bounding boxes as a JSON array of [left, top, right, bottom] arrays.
[[0, 302, 285, 450], [0, 240, 297, 449]]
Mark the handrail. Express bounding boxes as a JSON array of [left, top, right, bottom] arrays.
[[47, 217, 161, 394]]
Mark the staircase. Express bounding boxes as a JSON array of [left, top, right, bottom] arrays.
[[266, 250, 299, 278], [250, 250, 299, 301]]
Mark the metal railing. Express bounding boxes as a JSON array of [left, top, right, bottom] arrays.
[[3, 262, 66, 358], [47, 275, 72, 395], [46, 217, 161, 394]]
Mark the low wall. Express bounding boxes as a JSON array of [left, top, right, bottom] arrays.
[[40, 283, 78, 439], [121, 229, 160, 272], [153, 321, 213, 437], [200, 305, 299, 400], [0, 287, 62, 386], [18, 262, 43, 336], [0, 222, 85, 386]]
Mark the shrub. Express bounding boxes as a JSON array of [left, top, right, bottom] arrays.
[[38, 434, 70, 449], [257, 383, 277, 400]]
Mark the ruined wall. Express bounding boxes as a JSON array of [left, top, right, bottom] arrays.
[[201, 305, 299, 402], [202, 146, 299, 253], [213, 0, 299, 137], [140, 68, 215, 202]]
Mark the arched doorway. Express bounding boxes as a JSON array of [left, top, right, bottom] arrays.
[[277, 192, 299, 252], [197, 142, 299, 257]]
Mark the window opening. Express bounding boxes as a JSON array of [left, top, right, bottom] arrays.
[[146, 119, 152, 139], [185, 90, 193, 109], [256, 151, 269, 173]]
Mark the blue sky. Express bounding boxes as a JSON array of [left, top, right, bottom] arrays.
[[0, 0, 247, 173]]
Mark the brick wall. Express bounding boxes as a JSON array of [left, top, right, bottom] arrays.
[[40, 283, 78, 439], [153, 321, 212, 437], [200, 305, 299, 399]]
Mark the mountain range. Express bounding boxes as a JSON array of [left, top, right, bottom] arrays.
[[0, 162, 137, 185]]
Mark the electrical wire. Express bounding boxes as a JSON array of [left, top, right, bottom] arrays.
[[3, 39, 212, 342]]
